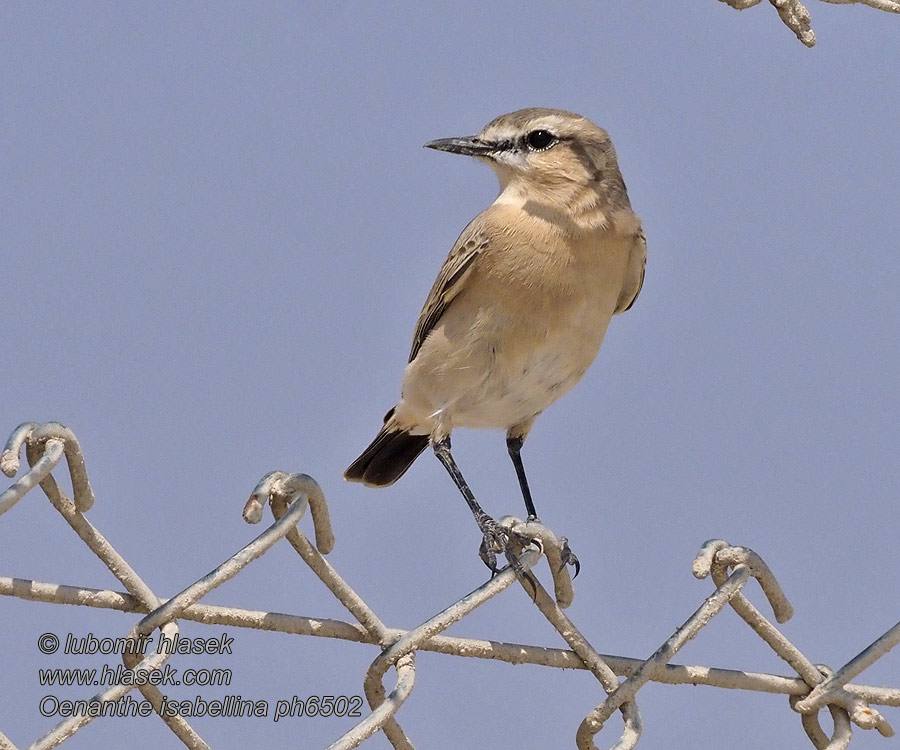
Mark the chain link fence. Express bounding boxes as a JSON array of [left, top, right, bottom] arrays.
[[1, 421, 897, 749]]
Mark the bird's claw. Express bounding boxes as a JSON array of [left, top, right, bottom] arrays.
[[559, 536, 580, 578], [476, 516, 532, 579], [477, 517, 510, 574]]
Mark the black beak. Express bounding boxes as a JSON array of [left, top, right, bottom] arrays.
[[424, 136, 498, 157]]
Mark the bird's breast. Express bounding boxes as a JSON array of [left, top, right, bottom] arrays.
[[446, 288, 611, 428], [398, 210, 635, 432]]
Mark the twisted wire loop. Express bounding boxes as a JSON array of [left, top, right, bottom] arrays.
[[1, 422, 94, 516], [1, 423, 898, 750], [716, 0, 900, 46], [694, 540, 896, 747]]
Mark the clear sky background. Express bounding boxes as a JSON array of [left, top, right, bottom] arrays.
[[2, 3, 898, 749]]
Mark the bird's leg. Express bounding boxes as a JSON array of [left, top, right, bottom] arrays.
[[506, 429, 581, 578], [505, 434, 538, 521], [432, 435, 520, 575]]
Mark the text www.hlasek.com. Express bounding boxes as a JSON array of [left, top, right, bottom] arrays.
[[39, 663, 230, 687]]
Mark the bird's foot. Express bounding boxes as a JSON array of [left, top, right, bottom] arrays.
[[558, 536, 581, 579], [477, 515, 508, 573], [476, 515, 527, 576]]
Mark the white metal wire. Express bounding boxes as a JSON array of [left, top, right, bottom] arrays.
[[1, 421, 898, 750], [716, 0, 900, 46]]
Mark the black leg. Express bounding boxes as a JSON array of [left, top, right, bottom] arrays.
[[433, 436, 491, 525], [433, 436, 515, 574], [507, 434, 580, 578], [506, 435, 538, 520]]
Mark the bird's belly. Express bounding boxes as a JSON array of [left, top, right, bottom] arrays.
[[449, 332, 601, 428], [400, 301, 610, 432]]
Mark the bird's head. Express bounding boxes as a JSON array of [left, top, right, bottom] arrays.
[[425, 108, 629, 218]]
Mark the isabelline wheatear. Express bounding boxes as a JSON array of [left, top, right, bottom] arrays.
[[345, 108, 646, 573]]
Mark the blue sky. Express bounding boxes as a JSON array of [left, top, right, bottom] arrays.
[[2, 3, 898, 749]]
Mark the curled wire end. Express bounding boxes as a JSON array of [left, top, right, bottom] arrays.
[[693, 539, 794, 623], [2, 421, 39, 477], [243, 471, 335, 554], [692, 539, 729, 579], [1, 421, 95, 512], [243, 471, 297, 524], [850, 703, 894, 736], [242, 495, 265, 524], [0, 450, 18, 478]]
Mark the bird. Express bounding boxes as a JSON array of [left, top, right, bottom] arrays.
[[344, 108, 646, 574]]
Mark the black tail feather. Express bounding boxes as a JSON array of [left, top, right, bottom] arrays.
[[344, 426, 429, 487]]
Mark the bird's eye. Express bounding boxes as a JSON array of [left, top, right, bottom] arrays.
[[525, 130, 555, 151]]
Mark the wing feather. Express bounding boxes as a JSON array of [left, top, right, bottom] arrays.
[[614, 228, 647, 314], [408, 228, 488, 363]]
